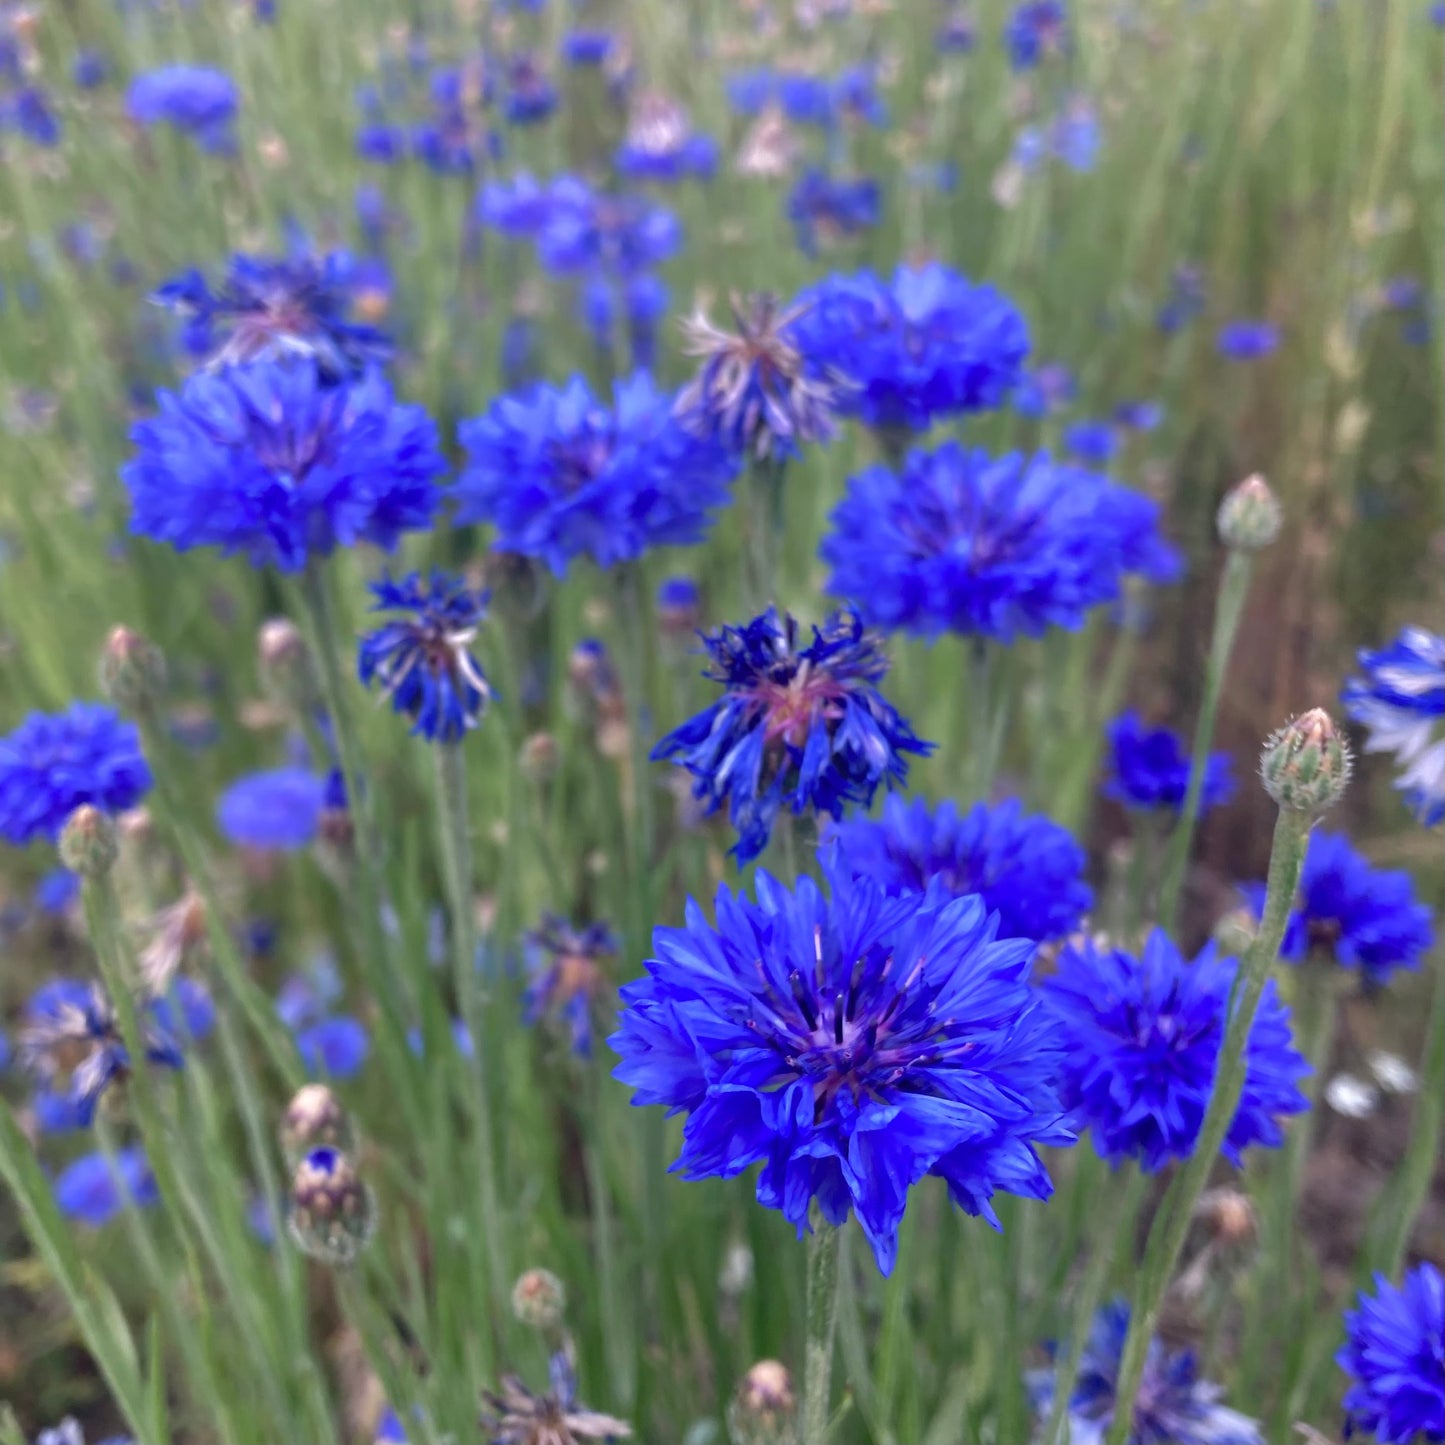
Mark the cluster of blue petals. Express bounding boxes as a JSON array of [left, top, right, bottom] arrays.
[[787, 169, 881, 256], [126, 65, 238, 151], [651, 608, 933, 862], [821, 443, 1180, 642], [1103, 710, 1234, 814], [1042, 930, 1309, 1172], [791, 264, 1029, 432], [455, 372, 737, 575], [0, 704, 151, 846], [523, 916, 619, 1058], [610, 867, 1073, 1274], [1337, 1263, 1444, 1445], [122, 359, 446, 572], [828, 795, 1092, 943]]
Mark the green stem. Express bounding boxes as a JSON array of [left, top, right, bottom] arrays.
[[1105, 806, 1311, 1445], [433, 740, 509, 1352], [742, 455, 787, 610], [1158, 550, 1253, 933], [802, 1220, 843, 1445], [1042, 1167, 1149, 1445]]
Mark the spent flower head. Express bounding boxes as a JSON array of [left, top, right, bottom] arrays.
[[481, 1342, 632, 1445]]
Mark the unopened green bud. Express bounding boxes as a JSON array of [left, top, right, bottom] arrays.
[[511, 1267, 567, 1331], [258, 618, 318, 717], [288, 1147, 375, 1267], [100, 626, 166, 713], [728, 1360, 796, 1445], [58, 805, 119, 879], [1216, 474, 1281, 552], [280, 1084, 356, 1166], [1260, 708, 1351, 816]]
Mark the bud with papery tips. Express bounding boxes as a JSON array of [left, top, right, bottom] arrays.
[[1216, 474, 1281, 552], [58, 805, 119, 880], [1260, 708, 1352, 817], [280, 1084, 357, 1166], [100, 626, 166, 714], [511, 1267, 567, 1332], [728, 1360, 796, 1445], [288, 1147, 375, 1266]]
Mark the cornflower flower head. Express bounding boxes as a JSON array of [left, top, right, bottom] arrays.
[[651, 608, 934, 863], [1337, 1264, 1444, 1445], [1342, 625, 1445, 825], [1104, 709, 1235, 814], [1027, 1299, 1264, 1445], [1012, 360, 1076, 418], [0, 703, 150, 846], [675, 293, 845, 461], [828, 795, 1092, 943], [152, 252, 393, 378], [820, 443, 1180, 643], [523, 915, 619, 1058], [125, 65, 237, 151], [787, 168, 881, 255], [611, 866, 1073, 1274], [54, 1146, 158, 1227], [137, 890, 209, 996], [455, 372, 737, 576], [1006, 1, 1069, 70], [358, 571, 492, 743], [1216, 319, 1279, 360], [533, 177, 682, 277], [1042, 930, 1309, 1172], [19, 979, 183, 1126], [615, 92, 718, 181], [122, 359, 447, 572], [1242, 829, 1434, 984], [295, 1017, 370, 1080], [790, 264, 1029, 433], [482, 1342, 632, 1445], [216, 767, 328, 850], [1063, 418, 1117, 463]]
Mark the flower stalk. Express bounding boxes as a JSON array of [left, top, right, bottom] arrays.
[[802, 1219, 843, 1445]]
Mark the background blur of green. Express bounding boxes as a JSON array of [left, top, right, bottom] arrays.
[[0, 0, 1441, 1438]]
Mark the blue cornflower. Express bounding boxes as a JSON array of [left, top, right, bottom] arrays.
[[820, 444, 1180, 643], [455, 372, 737, 575], [787, 169, 881, 256], [10, 85, 60, 144], [616, 94, 718, 182], [126, 65, 237, 150], [55, 1146, 158, 1227], [790, 264, 1029, 433], [657, 576, 702, 634], [0, 1027, 8, 1072], [1244, 829, 1434, 984], [1027, 1299, 1264, 1445], [1337, 1264, 1443, 1445], [1063, 419, 1118, 463], [534, 178, 682, 277], [1103, 710, 1234, 814], [73, 51, 109, 89], [0, 703, 151, 846], [1041, 930, 1310, 1172], [651, 608, 934, 862], [122, 359, 446, 572], [152, 252, 392, 378], [1158, 265, 1206, 334], [1216, 320, 1279, 360], [502, 51, 557, 125], [675, 293, 846, 461], [1343, 626, 1445, 825], [1114, 399, 1164, 431], [1006, 2, 1069, 69], [611, 866, 1072, 1274], [561, 30, 614, 65], [295, 1016, 369, 1079], [358, 571, 492, 742], [18, 980, 183, 1127], [475, 171, 560, 239], [833, 64, 889, 127], [828, 795, 1092, 943], [524, 915, 619, 1057], [275, 954, 344, 1031], [217, 768, 327, 850], [725, 69, 775, 116]]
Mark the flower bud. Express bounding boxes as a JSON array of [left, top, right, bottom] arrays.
[[1212, 906, 1258, 957], [511, 1267, 567, 1332], [1260, 708, 1351, 816], [1216, 474, 1281, 552], [100, 626, 166, 714], [280, 1084, 356, 1165], [258, 618, 318, 718], [728, 1360, 795, 1445], [1194, 1187, 1257, 1248], [520, 732, 560, 783], [58, 805, 119, 879], [288, 1147, 375, 1266], [656, 576, 701, 638]]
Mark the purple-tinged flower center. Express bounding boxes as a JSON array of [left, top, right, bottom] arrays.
[[751, 664, 845, 747], [551, 429, 614, 492]]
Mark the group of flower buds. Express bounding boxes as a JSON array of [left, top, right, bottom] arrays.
[[281, 1084, 374, 1267]]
